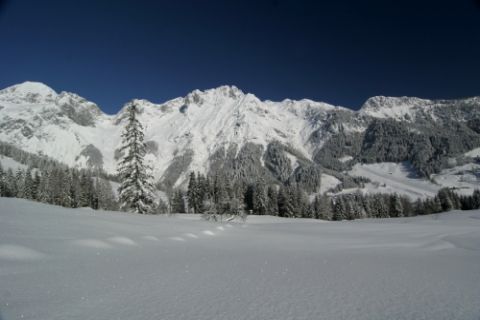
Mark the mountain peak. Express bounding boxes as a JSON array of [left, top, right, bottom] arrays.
[[193, 85, 245, 99], [1, 81, 57, 98], [358, 96, 433, 119]]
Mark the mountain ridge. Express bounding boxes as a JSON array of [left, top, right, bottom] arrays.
[[1, 81, 479, 193]]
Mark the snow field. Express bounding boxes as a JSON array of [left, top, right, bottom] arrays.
[[1, 198, 480, 319]]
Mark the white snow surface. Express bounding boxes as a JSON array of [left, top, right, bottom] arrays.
[[1, 198, 480, 320], [319, 173, 341, 194], [348, 162, 441, 199], [431, 163, 480, 195], [0, 155, 28, 172], [465, 147, 480, 158], [359, 96, 435, 120]]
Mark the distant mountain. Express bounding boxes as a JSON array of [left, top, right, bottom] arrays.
[[1, 81, 479, 193]]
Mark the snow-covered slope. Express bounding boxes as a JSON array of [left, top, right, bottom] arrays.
[[348, 162, 441, 199], [465, 147, 480, 158], [1, 198, 480, 319], [0, 82, 345, 186], [359, 96, 433, 120], [0, 155, 28, 172], [359, 95, 480, 121], [1, 81, 479, 190], [345, 162, 480, 199]]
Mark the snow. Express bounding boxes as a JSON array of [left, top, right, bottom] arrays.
[[431, 163, 480, 195], [348, 162, 441, 199], [465, 147, 480, 158], [0, 81, 57, 99], [338, 155, 353, 163], [359, 96, 433, 120], [284, 151, 299, 170], [319, 173, 341, 194], [2, 197, 480, 319], [0, 155, 28, 171]]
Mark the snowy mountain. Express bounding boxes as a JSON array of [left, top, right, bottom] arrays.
[[1, 81, 479, 192]]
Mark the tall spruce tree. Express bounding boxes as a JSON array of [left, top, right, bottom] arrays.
[[187, 172, 199, 213], [117, 103, 155, 214], [253, 177, 268, 215]]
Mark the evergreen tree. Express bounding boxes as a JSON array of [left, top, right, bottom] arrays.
[[253, 178, 268, 215], [23, 168, 34, 200], [187, 171, 197, 213], [473, 189, 480, 209], [437, 188, 454, 211], [79, 172, 94, 207], [117, 103, 155, 214], [95, 178, 118, 210], [332, 197, 346, 221], [15, 169, 25, 198], [171, 189, 186, 213], [313, 195, 332, 220], [389, 194, 404, 217], [278, 186, 295, 217], [267, 186, 279, 216], [0, 163, 5, 197], [32, 170, 41, 201], [5, 168, 16, 197], [156, 198, 170, 214]]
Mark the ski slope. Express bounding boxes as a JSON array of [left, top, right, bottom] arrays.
[[0, 155, 28, 172], [432, 163, 480, 196], [1, 198, 480, 319], [348, 162, 479, 199], [349, 162, 440, 199]]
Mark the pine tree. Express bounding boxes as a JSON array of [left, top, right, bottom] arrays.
[[171, 189, 186, 213], [267, 186, 279, 216], [389, 194, 404, 217], [473, 189, 480, 209], [0, 163, 5, 197], [156, 198, 170, 214], [117, 102, 155, 214], [23, 168, 34, 200], [32, 170, 41, 201], [196, 173, 209, 213], [15, 169, 25, 198], [5, 169, 16, 197], [253, 178, 268, 215], [332, 197, 346, 221], [79, 172, 94, 207], [95, 178, 117, 210], [437, 188, 454, 212], [278, 186, 295, 217], [187, 172, 198, 213], [313, 195, 332, 220]]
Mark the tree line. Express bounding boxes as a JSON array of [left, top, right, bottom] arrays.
[[177, 171, 480, 219], [2, 103, 479, 219], [0, 162, 118, 210]]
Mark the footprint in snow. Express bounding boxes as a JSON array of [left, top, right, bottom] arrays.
[[202, 230, 215, 236], [169, 236, 186, 242], [0, 244, 46, 261], [73, 239, 113, 249], [107, 237, 137, 246], [142, 235, 160, 241]]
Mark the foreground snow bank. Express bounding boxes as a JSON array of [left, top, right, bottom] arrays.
[[1, 198, 480, 320]]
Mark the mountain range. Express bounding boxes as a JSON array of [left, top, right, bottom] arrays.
[[1, 81, 479, 195]]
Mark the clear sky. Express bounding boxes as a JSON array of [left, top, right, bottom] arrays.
[[0, 0, 479, 113]]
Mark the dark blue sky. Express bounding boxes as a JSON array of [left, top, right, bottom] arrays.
[[1, 0, 479, 113]]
